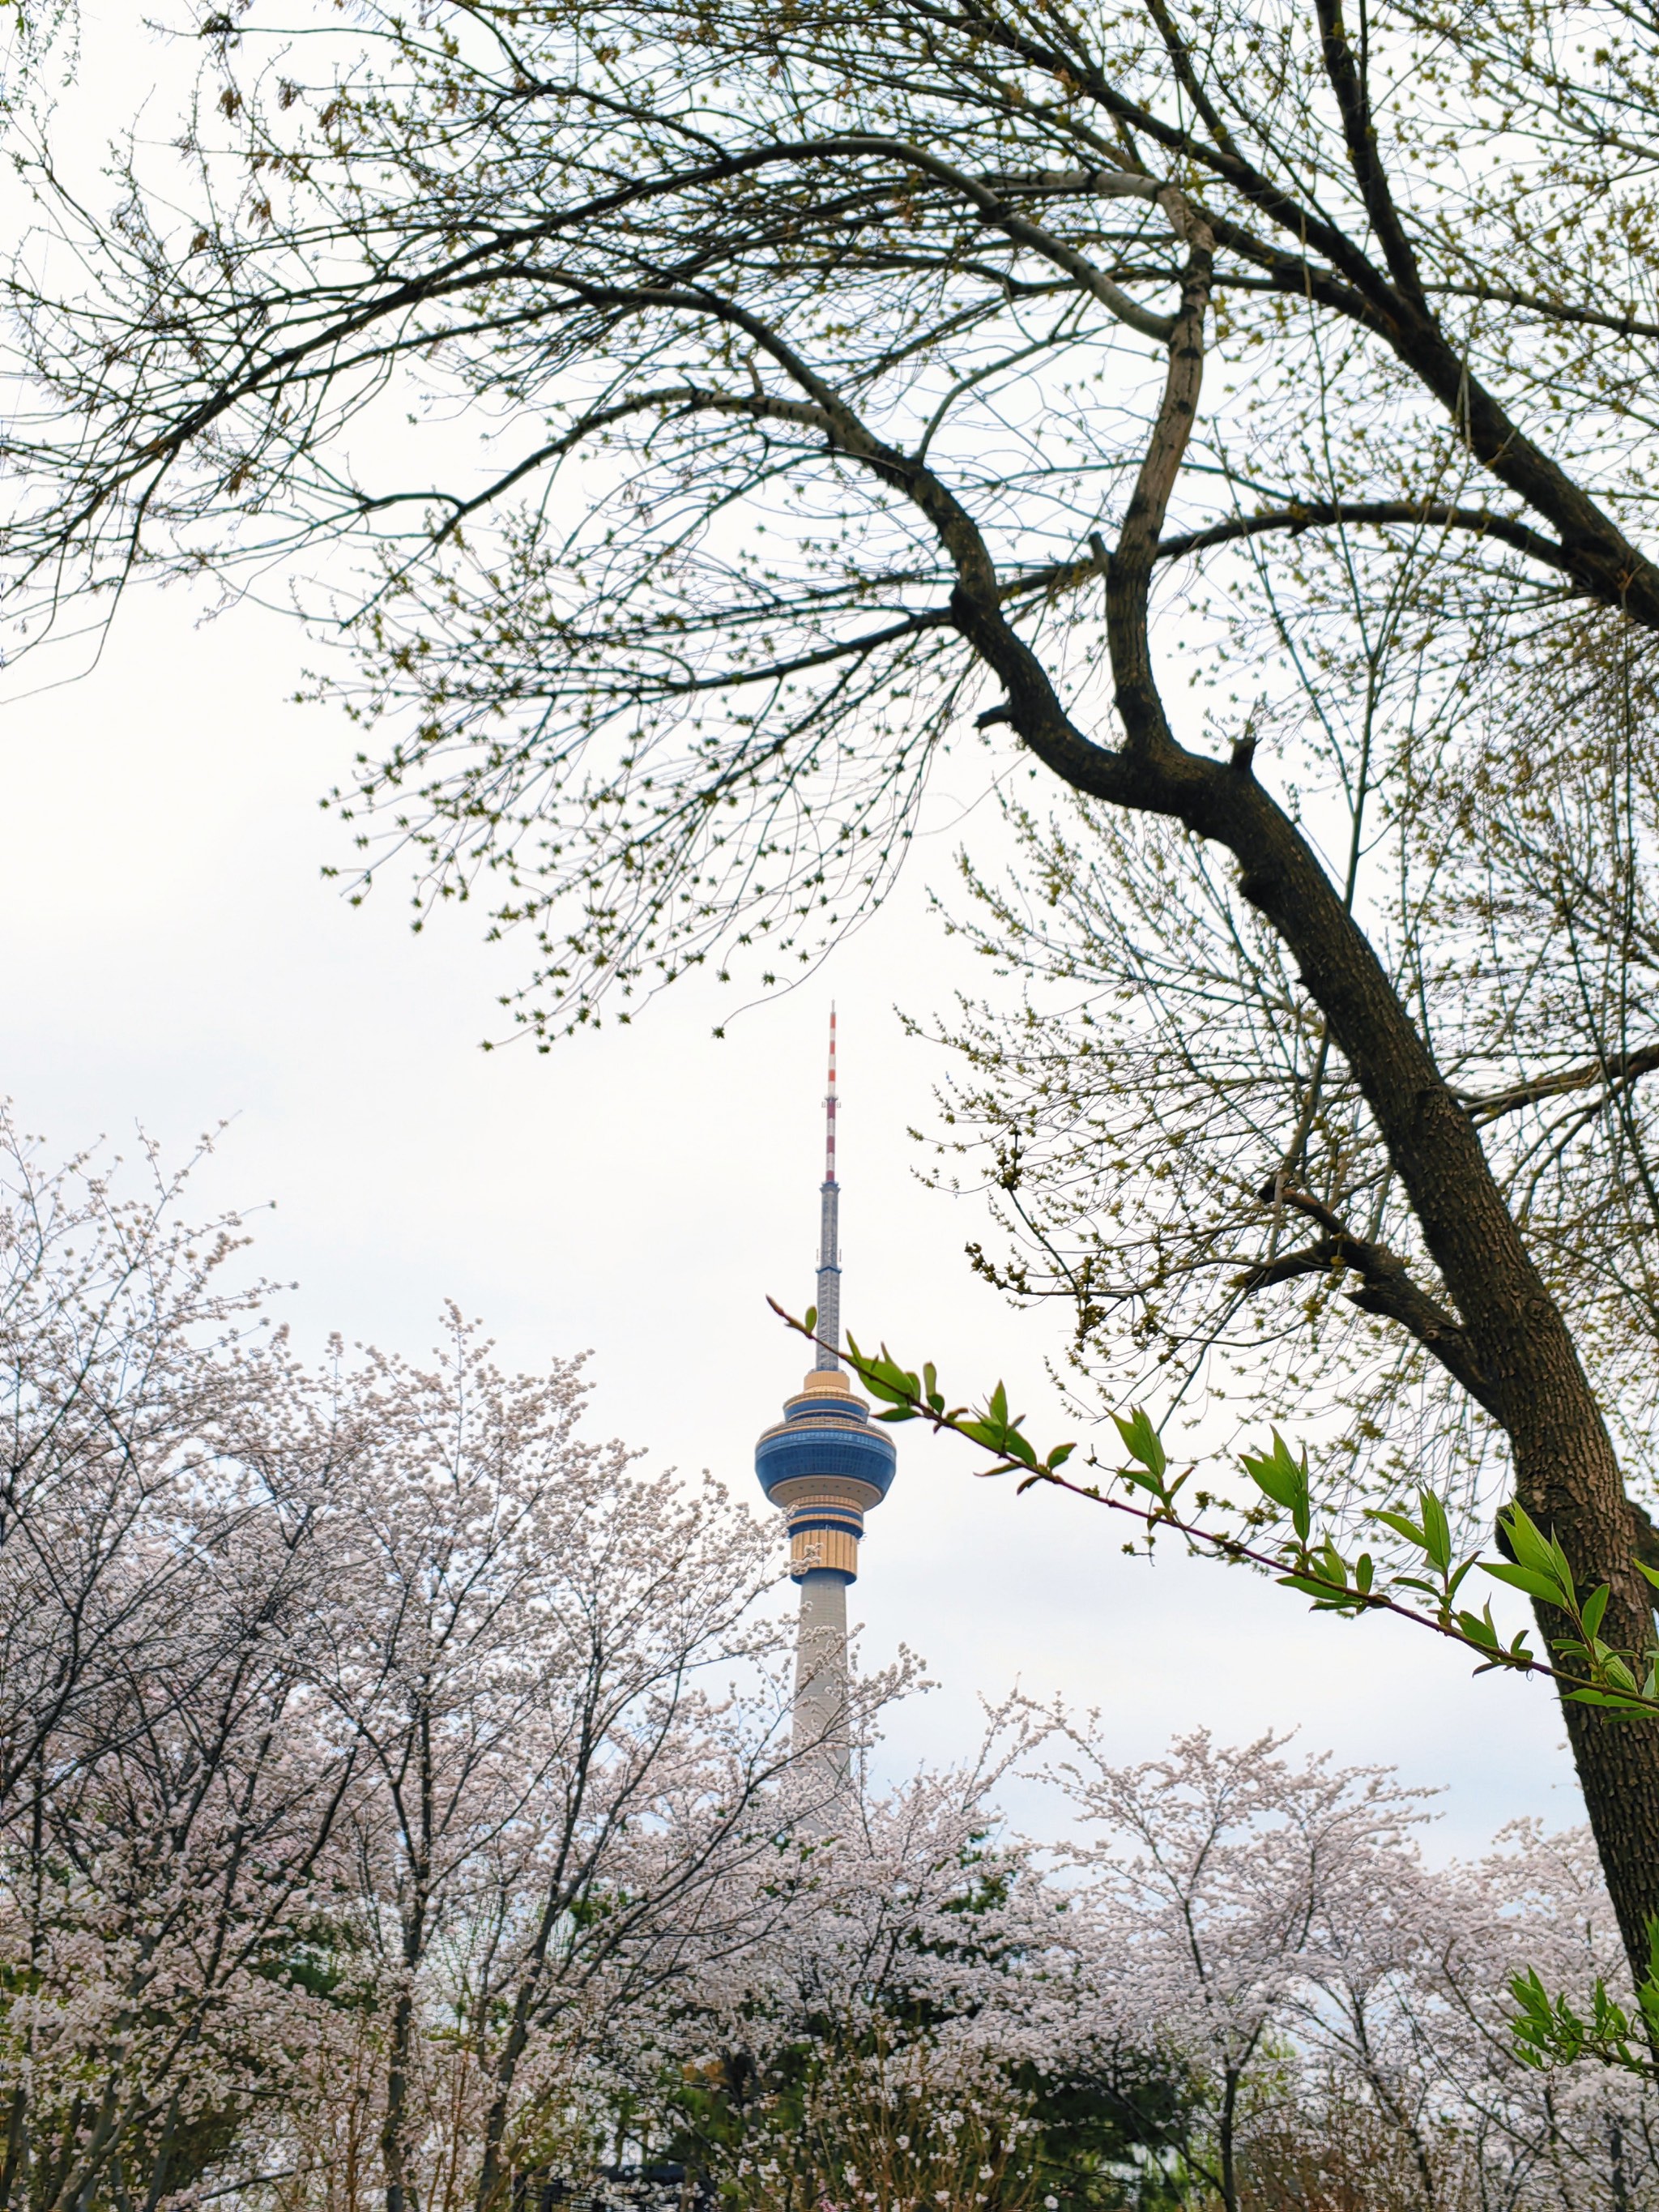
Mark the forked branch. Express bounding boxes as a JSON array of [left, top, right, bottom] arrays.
[[1236, 1185, 1496, 1416], [1461, 1045, 1659, 1128]]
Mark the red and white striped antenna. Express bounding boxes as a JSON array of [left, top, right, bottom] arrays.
[[814, 1007, 842, 1371]]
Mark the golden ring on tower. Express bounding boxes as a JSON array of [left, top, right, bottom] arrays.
[[790, 1527, 859, 1580]]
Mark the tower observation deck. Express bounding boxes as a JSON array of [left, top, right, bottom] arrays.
[[754, 1010, 896, 1790]]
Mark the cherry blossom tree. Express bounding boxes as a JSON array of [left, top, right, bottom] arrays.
[[1038, 1726, 1431, 2212], [0, 1113, 355, 2212], [589, 1710, 1659, 2210], [8, 1111, 1656, 2212], [0, 1110, 268, 1824], [0, 1126, 816, 2212], [0, 1561, 363, 2212], [1403, 1824, 1658, 2212], [269, 1314, 802, 2212], [1043, 1720, 1659, 2212], [619, 1720, 1190, 2212], [0, 1390, 360, 2211]]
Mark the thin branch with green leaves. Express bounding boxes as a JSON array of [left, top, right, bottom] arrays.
[[770, 1302, 1659, 1719], [776, 1296, 1659, 2082]]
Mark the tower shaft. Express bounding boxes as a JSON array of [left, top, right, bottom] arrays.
[[792, 1569, 850, 1774]]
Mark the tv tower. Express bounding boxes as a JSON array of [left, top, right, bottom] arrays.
[[754, 1010, 897, 1794]]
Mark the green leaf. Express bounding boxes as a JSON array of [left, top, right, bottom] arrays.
[[1482, 1560, 1569, 1605], [1581, 1582, 1610, 1640], [1242, 1432, 1308, 1540], [1313, 1538, 1350, 1582], [1634, 1922, 1659, 2041], [847, 1334, 920, 1407], [868, 1374, 915, 1406], [1278, 1573, 1343, 1599], [1111, 1408, 1166, 1482], [1047, 1441, 1076, 1470], [1507, 1968, 1589, 2069], [1509, 1966, 1551, 2022], [1369, 1507, 1429, 1550], [1421, 1488, 1452, 1574], [804, 1306, 817, 1339], [1637, 1559, 1659, 1592], [1500, 1502, 1560, 1578]]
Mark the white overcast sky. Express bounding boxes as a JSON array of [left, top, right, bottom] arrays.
[[0, 6, 1583, 1860]]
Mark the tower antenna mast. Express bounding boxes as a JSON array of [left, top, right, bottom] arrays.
[[816, 1006, 840, 1370]]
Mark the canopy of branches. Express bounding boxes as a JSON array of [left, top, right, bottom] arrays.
[[4, 6, 1657, 1512], [15, 0, 1659, 1982]]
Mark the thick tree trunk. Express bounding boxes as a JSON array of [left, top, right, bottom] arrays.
[[1185, 741, 1659, 1980], [940, 201, 1659, 1981]]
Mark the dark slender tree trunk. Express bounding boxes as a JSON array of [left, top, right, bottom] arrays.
[[382, 1981, 417, 2212], [0, 2085, 27, 2212], [1218, 2065, 1239, 2212], [386, 1710, 434, 2212], [473, 1935, 547, 2212]]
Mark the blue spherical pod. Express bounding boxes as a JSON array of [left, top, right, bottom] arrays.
[[755, 1384, 898, 1509]]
